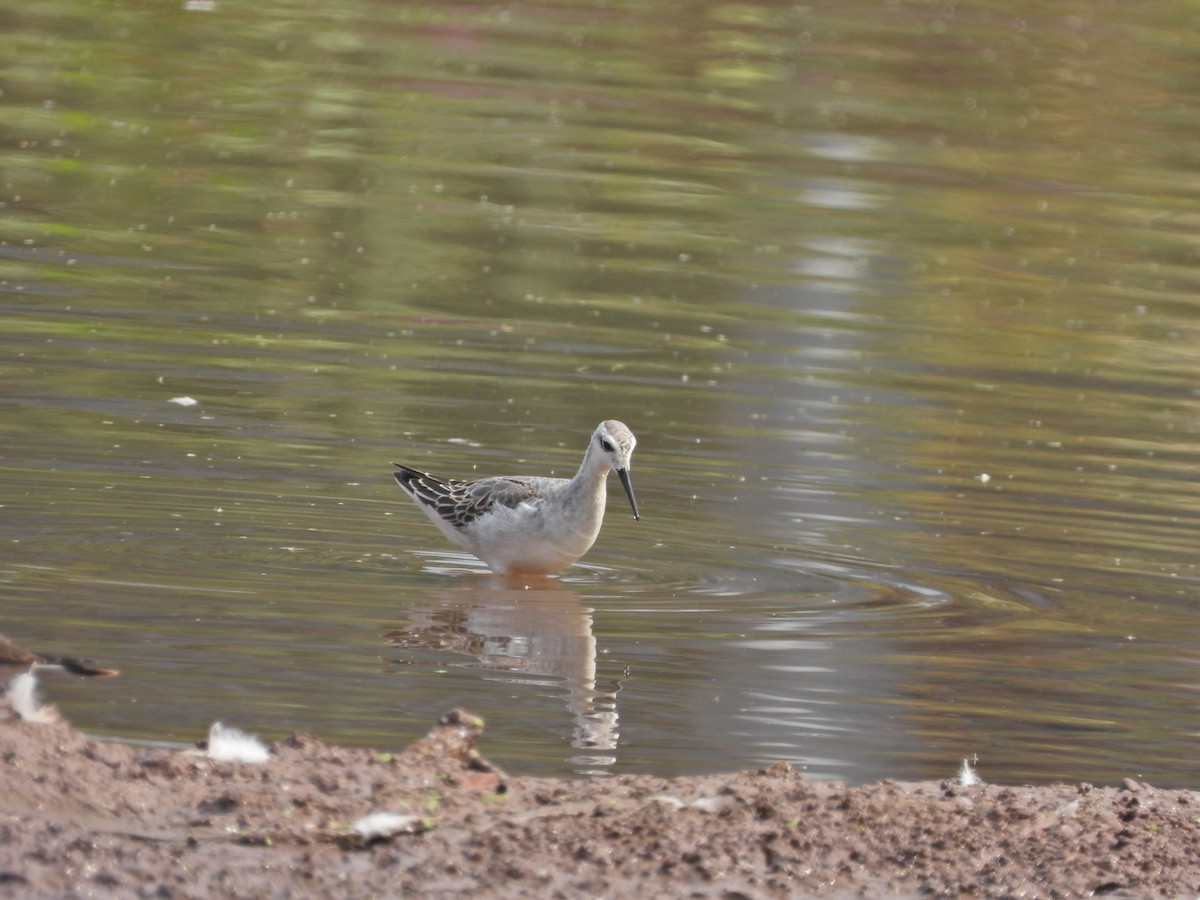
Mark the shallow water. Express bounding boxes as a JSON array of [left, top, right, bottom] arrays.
[[4, 1, 1200, 785]]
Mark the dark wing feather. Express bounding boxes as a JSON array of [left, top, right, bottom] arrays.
[[0, 633, 119, 677], [0, 633, 39, 667], [46, 655, 120, 677], [393, 465, 539, 529]]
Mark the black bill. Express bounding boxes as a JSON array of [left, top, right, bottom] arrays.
[[617, 468, 640, 521]]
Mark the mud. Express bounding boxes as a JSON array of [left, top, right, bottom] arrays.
[[2, 706, 1198, 898]]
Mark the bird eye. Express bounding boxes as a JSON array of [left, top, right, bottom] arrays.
[[600, 437, 615, 453]]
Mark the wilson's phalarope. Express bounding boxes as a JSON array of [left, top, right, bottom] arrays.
[[393, 420, 639, 575]]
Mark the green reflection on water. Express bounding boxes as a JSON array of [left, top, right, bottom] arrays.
[[3, 0, 1200, 785]]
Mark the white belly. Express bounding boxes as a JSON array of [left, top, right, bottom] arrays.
[[461, 499, 605, 575]]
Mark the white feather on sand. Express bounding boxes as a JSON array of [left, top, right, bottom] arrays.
[[206, 721, 270, 763], [3, 672, 62, 725], [352, 811, 426, 841]]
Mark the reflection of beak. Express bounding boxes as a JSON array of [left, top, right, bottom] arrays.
[[617, 468, 640, 521]]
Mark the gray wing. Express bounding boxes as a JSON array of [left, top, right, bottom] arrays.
[[393, 465, 540, 529]]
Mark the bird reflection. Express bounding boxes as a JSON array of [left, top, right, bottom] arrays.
[[384, 577, 619, 772]]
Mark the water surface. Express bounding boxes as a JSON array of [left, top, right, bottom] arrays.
[[4, 1, 1200, 786]]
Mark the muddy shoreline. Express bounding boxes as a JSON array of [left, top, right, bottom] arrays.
[[3, 703, 1200, 898]]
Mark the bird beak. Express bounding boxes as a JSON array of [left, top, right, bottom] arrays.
[[617, 468, 640, 521]]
